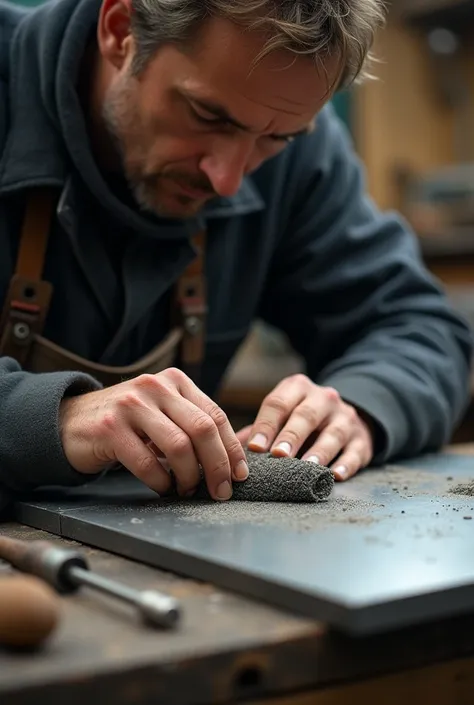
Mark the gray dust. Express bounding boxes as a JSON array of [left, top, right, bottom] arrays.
[[161, 495, 380, 533], [450, 481, 474, 497], [111, 457, 474, 535]]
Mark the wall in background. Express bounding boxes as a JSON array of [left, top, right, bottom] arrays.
[[331, 91, 353, 133], [353, 16, 474, 210]]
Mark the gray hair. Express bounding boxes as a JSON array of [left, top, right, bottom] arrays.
[[130, 0, 386, 90]]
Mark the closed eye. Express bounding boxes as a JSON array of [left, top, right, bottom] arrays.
[[190, 105, 226, 126], [189, 101, 307, 144]]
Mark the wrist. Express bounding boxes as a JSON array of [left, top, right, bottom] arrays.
[[58, 395, 102, 476], [355, 407, 384, 460]]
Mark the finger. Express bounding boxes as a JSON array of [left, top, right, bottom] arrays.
[[115, 429, 172, 496], [235, 425, 253, 446], [172, 371, 249, 485], [269, 395, 330, 458], [143, 439, 165, 458], [331, 439, 372, 482], [144, 440, 173, 485], [137, 409, 202, 498], [158, 393, 236, 501], [302, 413, 354, 468], [246, 377, 308, 452]]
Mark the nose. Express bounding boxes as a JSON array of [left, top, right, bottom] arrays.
[[199, 136, 256, 199]]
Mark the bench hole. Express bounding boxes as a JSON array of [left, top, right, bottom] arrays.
[[234, 666, 264, 692]]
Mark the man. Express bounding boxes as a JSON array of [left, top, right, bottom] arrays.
[[0, 0, 471, 509]]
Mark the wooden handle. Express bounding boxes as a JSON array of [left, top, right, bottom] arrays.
[[0, 575, 60, 648]]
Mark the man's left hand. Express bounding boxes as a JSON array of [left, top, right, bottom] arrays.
[[236, 375, 374, 482]]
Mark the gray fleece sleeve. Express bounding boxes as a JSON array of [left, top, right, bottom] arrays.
[[0, 355, 101, 494], [259, 104, 473, 463]]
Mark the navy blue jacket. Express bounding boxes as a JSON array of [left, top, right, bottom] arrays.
[[0, 0, 472, 504]]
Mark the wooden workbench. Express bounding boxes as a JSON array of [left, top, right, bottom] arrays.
[[2, 446, 474, 705]]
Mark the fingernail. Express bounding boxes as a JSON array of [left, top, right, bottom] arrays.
[[248, 433, 268, 450], [334, 465, 349, 480], [216, 480, 232, 500], [273, 442, 292, 457], [306, 455, 320, 465], [234, 460, 249, 481]]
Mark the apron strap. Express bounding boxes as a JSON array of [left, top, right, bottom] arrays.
[[0, 189, 207, 384], [175, 229, 207, 385], [16, 188, 56, 280], [0, 189, 55, 365]]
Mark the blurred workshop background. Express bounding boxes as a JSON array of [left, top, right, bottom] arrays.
[[217, 0, 474, 444], [219, 0, 474, 444], [10, 0, 474, 442]]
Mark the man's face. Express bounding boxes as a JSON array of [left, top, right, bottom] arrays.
[[100, 14, 337, 219]]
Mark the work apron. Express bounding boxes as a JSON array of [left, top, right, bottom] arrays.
[[0, 189, 207, 386]]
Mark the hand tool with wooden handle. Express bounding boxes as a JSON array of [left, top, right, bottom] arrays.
[[0, 574, 60, 648], [0, 535, 181, 629]]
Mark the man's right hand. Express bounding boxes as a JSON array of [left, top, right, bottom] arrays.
[[58, 368, 249, 501]]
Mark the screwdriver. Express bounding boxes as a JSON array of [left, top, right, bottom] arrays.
[[0, 575, 60, 649], [0, 536, 181, 629]]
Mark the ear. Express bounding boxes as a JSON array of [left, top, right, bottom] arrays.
[[97, 0, 134, 70]]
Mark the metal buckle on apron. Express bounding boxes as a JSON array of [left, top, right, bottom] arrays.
[[0, 275, 53, 367]]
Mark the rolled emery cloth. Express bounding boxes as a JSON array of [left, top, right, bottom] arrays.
[[194, 451, 334, 503]]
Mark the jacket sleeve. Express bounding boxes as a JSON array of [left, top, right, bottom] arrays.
[[258, 105, 473, 463], [0, 356, 101, 496]]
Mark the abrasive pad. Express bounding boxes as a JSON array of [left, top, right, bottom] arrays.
[[194, 451, 334, 503]]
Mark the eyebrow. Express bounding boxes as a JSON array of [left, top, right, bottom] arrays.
[[181, 91, 311, 141]]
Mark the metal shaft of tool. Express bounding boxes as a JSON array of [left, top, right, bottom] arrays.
[[67, 566, 180, 629]]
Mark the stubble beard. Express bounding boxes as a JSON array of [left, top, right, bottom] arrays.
[[101, 74, 212, 219], [101, 74, 162, 214]]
